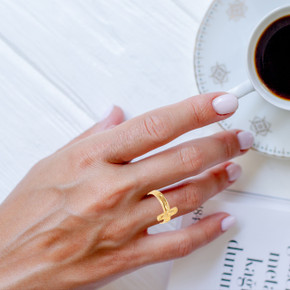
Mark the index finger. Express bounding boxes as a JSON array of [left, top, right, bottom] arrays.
[[100, 92, 238, 163]]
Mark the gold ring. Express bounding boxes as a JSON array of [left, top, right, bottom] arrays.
[[147, 190, 178, 224]]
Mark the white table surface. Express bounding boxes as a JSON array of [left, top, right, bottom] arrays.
[[0, 0, 212, 199], [0, 1, 212, 289], [2, 1, 289, 289]]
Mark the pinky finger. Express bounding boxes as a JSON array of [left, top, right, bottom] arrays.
[[140, 213, 235, 264], [60, 105, 124, 151]]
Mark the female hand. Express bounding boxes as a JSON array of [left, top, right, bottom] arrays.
[[0, 92, 253, 289]]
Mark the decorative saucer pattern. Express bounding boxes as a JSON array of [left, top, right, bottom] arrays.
[[194, 0, 290, 158]]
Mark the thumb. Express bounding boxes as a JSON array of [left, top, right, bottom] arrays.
[[96, 105, 125, 132]]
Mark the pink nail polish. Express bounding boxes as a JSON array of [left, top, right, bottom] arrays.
[[221, 216, 236, 232], [237, 131, 254, 150], [226, 164, 242, 182], [212, 94, 238, 115]]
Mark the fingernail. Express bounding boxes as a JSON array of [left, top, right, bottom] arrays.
[[100, 105, 115, 120], [237, 131, 254, 150], [226, 163, 242, 182], [212, 94, 238, 115], [221, 216, 236, 232]]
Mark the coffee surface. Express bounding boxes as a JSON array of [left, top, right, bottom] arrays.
[[255, 15, 290, 100]]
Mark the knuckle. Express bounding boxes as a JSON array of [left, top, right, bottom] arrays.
[[93, 176, 135, 212], [105, 188, 128, 209], [79, 153, 96, 169], [68, 145, 100, 170], [111, 173, 136, 199], [182, 182, 202, 210], [187, 99, 205, 126], [87, 189, 122, 214], [203, 226, 214, 245], [142, 114, 171, 141], [176, 235, 193, 257], [92, 191, 122, 212], [178, 144, 204, 174], [215, 132, 238, 159]]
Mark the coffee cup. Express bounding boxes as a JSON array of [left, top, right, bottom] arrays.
[[229, 6, 290, 110]]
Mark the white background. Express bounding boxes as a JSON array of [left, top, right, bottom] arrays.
[[0, 1, 212, 289], [0, 0, 213, 202], [1, 1, 289, 289]]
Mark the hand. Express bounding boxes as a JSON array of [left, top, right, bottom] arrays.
[[0, 93, 253, 289]]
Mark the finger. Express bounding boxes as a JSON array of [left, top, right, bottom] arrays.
[[129, 130, 253, 195], [134, 162, 241, 229], [139, 213, 235, 264], [62, 105, 124, 150], [98, 92, 238, 163]]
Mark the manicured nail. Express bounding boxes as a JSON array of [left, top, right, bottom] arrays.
[[237, 131, 254, 150], [212, 94, 238, 115], [221, 216, 236, 232], [226, 163, 242, 182], [100, 105, 115, 120]]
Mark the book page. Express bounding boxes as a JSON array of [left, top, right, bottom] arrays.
[[168, 190, 290, 290]]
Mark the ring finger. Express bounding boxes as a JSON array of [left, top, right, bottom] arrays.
[[134, 162, 241, 229]]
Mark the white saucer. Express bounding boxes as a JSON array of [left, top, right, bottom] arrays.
[[194, 0, 290, 158]]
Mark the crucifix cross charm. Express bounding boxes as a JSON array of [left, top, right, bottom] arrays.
[[147, 190, 178, 224]]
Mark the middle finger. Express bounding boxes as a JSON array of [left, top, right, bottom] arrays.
[[128, 130, 253, 197]]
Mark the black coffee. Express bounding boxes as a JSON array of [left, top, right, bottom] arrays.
[[255, 15, 290, 100]]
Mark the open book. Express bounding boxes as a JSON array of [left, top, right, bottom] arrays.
[[168, 190, 290, 290]]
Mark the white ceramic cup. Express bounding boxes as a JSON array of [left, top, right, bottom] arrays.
[[229, 6, 290, 110]]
